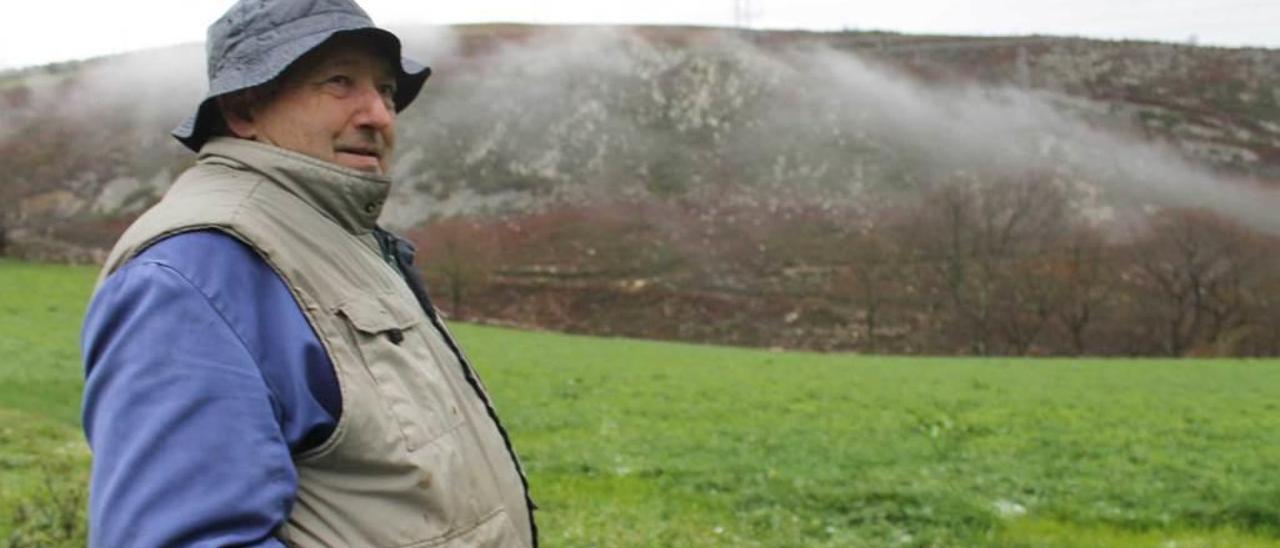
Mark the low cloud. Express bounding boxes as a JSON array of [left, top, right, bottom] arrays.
[[6, 25, 1275, 233]]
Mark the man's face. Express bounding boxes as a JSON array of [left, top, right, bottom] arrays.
[[226, 36, 399, 175]]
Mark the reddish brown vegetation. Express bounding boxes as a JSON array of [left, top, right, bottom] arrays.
[[411, 184, 1280, 357]]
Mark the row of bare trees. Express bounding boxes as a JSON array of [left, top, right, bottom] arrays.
[[842, 183, 1279, 356], [412, 179, 1280, 357]]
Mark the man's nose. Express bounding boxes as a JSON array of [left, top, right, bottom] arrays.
[[353, 85, 395, 129]]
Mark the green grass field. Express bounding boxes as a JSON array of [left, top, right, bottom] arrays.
[[2, 258, 1279, 547]]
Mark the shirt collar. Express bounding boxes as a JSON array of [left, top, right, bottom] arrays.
[[198, 137, 391, 235]]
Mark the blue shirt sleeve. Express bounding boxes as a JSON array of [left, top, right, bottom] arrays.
[[81, 231, 340, 547]]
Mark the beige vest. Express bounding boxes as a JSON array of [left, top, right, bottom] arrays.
[[98, 138, 535, 548]]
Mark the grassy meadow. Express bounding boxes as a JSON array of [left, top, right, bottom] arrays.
[[2, 258, 1279, 547]]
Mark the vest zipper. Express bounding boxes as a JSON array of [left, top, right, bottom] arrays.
[[374, 228, 540, 547]]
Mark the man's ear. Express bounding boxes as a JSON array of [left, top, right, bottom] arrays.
[[216, 94, 257, 139]]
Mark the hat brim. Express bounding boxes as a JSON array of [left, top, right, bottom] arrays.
[[173, 27, 431, 152]]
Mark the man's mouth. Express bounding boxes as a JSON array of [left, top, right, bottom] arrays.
[[334, 146, 384, 173], [336, 147, 381, 159]]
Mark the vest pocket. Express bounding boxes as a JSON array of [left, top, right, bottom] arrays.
[[338, 294, 463, 452]]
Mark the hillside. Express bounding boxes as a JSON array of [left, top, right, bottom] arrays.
[[2, 25, 1279, 356]]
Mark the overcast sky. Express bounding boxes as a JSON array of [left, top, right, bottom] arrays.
[[2, 0, 1275, 70]]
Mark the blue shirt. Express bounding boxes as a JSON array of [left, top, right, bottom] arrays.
[[81, 230, 341, 547]]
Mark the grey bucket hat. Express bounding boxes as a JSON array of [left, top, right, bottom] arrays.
[[173, 0, 431, 152]]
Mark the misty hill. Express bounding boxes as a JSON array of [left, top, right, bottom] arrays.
[[4, 25, 1279, 232], [3, 25, 1279, 356]]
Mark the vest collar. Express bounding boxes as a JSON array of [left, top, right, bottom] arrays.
[[198, 137, 391, 235]]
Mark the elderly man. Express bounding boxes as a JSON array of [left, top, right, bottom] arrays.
[[80, 1, 536, 546]]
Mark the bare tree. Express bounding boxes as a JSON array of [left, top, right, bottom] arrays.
[[1048, 226, 1113, 355], [412, 218, 499, 320], [827, 228, 900, 353], [904, 174, 1071, 355], [1128, 209, 1258, 356]]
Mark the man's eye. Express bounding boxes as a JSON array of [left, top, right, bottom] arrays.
[[378, 83, 398, 98], [325, 75, 354, 87]]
